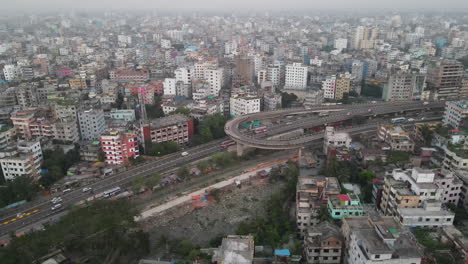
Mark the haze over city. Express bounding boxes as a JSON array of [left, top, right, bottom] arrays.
[[1, 1, 468, 264]]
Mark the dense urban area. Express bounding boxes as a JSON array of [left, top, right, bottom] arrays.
[[1, 7, 468, 264]]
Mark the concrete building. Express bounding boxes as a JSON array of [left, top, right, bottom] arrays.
[[323, 126, 351, 154], [296, 176, 340, 236], [101, 131, 139, 165], [204, 68, 224, 96], [285, 63, 308, 90], [263, 93, 282, 111], [322, 75, 337, 99], [52, 118, 80, 143], [229, 94, 261, 117], [377, 125, 414, 152], [382, 72, 426, 101], [397, 200, 454, 228], [335, 76, 351, 100], [174, 67, 193, 85], [3, 64, 20, 81], [139, 114, 194, 145], [327, 194, 364, 220], [0, 141, 43, 181], [434, 170, 463, 205], [304, 222, 343, 264], [0, 126, 15, 150], [443, 100, 468, 129], [334, 38, 348, 51], [344, 215, 422, 264], [163, 78, 177, 96], [109, 109, 136, 122], [427, 59, 464, 100], [15, 84, 39, 108], [267, 64, 282, 87], [441, 145, 468, 172], [212, 235, 254, 264], [304, 90, 324, 108], [78, 109, 106, 141], [109, 69, 149, 82], [380, 168, 443, 216]]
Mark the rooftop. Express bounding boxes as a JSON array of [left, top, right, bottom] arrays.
[[149, 114, 191, 128], [219, 235, 254, 264]]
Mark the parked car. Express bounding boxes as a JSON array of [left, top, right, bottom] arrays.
[[62, 188, 72, 194]]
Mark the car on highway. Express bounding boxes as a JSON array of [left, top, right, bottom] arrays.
[[51, 203, 62, 211], [423, 101, 429, 105], [82, 187, 92, 193], [408, 118, 415, 122], [51, 197, 62, 204], [62, 188, 72, 194], [347, 112, 351, 116], [181, 151, 189, 157]]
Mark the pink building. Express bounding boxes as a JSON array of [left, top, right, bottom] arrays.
[[100, 131, 139, 166], [56, 66, 73, 77]]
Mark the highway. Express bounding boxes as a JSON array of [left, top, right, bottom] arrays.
[[0, 139, 226, 237], [225, 101, 445, 149]]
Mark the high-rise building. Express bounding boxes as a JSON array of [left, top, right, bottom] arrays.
[[204, 68, 224, 96], [235, 55, 254, 86], [174, 67, 193, 86], [427, 59, 464, 100], [163, 78, 177, 95], [382, 71, 426, 101], [267, 64, 282, 87], [139, 114, 194, 145], [285, 63, 308, 90], [77, 109, 106, 141]]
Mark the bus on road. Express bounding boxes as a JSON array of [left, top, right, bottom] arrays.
[[220, 140, 236, 148], [391, 117, 406, 124], [103, 187, 122, 198], [254, 126, 268, 134]]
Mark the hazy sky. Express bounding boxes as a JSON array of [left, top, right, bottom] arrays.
[[1, 0, 468, 10]]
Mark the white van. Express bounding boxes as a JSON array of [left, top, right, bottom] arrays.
[[181, 152, 189, 157]]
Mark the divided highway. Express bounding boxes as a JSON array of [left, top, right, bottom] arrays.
[[0, 139, 226, 237]]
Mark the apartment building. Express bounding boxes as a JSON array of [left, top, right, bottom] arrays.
[[229, 94, 261, 117], [296, 176, 340, 236], [343, 215, 422, 264], [285, 63, 308, 90], [0, 141, 43, 181], [77, 109, 106, 141], [427, 59, 463, 100], [100, 131, 139, 165], [327, 194, 365, 220], [397, 200, 454, 228], [323, 126, 351, 154], [443, 100, 468, 129], [304, 222, 343, 264], [140, 114, 194, 145], [109, 69, 150, 82], [335, 76, 351, 100], [109, 109, 136, 122], [0, 126, 16, 150], [378, 125, 414, 152]]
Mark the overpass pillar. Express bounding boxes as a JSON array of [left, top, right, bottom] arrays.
[[236, 142, 246, 156]]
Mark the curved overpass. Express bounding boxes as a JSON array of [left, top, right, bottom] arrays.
[[225, 101, 445, 150]]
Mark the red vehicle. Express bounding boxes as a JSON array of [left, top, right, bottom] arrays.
[[254, 126, 268, 134], [220, 140, 236, 148]]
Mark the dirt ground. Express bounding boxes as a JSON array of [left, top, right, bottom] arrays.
[[145, 179, 285, 256]]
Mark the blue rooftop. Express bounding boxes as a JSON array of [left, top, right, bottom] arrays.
[[275, 249, 290, 256]]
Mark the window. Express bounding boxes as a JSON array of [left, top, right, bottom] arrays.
[[375, 255, 380, 259]]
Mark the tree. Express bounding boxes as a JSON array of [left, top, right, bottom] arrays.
[[177, 166, 190, 178], [199, 127, 213, 142], [388, 151, 411, 164], [0, 176, 35, 207], [0, 200, 149, 263], [420, 125, 434, 146], [281, 92, 298, 108], [171, 107, 191, 116], [145, 103, 165, 119], [196, 160, 210, 173], [97, 149, 106, 162]]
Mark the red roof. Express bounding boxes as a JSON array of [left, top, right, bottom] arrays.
[[338, 194, 350, 201]]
